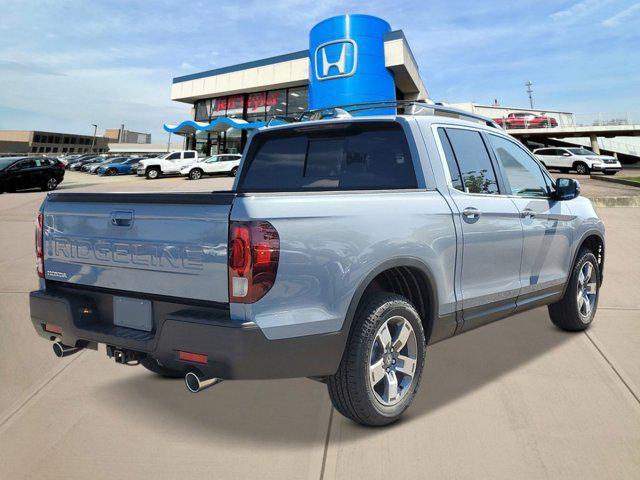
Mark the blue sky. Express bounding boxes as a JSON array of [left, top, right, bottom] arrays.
[[0, 0, 638, 142]]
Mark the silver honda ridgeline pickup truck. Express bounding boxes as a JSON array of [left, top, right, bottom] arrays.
[[30, 103, 604, 426]]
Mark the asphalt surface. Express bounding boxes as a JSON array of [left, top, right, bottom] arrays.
[[0, 171, 639, 479]]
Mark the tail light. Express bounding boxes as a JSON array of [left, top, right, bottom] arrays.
[[36, 212, 44, 278], [228, 221, 279, 303]]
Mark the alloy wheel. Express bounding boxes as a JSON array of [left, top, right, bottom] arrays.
[[47, 178, 57, 190], [577, 261, 597, 321], [368, 315, 418, 406]]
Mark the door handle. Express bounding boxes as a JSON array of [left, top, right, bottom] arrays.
[[522, 208, 536, 219], [462, 207, 481, 223]]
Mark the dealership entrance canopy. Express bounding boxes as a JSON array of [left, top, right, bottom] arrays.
[[165, 14, 429, 155]]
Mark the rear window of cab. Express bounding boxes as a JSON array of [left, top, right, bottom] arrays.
[[238, 122, 417, 192]]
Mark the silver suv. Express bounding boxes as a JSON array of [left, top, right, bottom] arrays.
[[30, 102, 605, 426]]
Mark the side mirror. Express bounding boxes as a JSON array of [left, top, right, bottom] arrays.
[[555, 177, 580, 200]]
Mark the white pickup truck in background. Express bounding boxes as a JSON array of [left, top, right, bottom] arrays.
[[136, 150, 200, 179]]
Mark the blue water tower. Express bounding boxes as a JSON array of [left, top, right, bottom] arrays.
[[309, 14, 396, 115]]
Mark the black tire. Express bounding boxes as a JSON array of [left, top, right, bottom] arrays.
[[574, 162, 589, 175], [41, 177, 58, 191], [146, 167, 161, 179], [105, 168, 117, 176], [548, 248, 600, 331], [327, 293, 426, 426], [189, 168, 203, 180], [229, 166, 238, 177], [139, 356, 184, 378]]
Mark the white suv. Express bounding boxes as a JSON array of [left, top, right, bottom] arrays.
[[534, 147, 621, 175], [136, 150, 199, 179]]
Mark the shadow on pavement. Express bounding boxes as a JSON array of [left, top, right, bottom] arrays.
[[95, 307, 571, 443]]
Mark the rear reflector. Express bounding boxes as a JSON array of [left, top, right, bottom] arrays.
[[44, 324, 62, 334], [178, 351, 208, 364]]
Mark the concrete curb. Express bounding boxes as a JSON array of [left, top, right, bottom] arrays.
[[590, 196, 640, 208], [589, 174, 640, 188]]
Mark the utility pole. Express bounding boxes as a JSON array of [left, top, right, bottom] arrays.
[[90, 124, 97, 153], [166, 132, 172, 152], [119, 123, 125, 143], [525, 81, 534, 109]]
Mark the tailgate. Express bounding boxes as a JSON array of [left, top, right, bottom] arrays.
[[42, 192, 233, 303]]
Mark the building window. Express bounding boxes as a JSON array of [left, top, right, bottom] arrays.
[[48, 136, 54, 143], [34, 134, 41, 142], [53, 147, 58, 153], [287, 86, 308, 115], [247, 92, 267, 121], [31, 146, 38, 152], [54, 136, 60, 143], [63, 136, 69, 144], [226, 94, 245, 118], [195, 99, 212, 122], [69, 148, 74, 153], [45, 146, 51, 152], [266, 89, 287, 118]]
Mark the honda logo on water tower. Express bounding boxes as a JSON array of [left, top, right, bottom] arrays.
[[314, 39, 358, 81]]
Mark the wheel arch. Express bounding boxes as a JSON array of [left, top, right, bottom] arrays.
[[561, 229, 605, 298], [342, 258, 439, 348]]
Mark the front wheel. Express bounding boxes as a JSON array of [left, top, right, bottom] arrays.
[[105, 168, 117, 176], [327, 293, 426, 426], [189, 168, 203, 180], [548, 248, 600, 331], [146, 167, 160, 179], [574, 162, 589, 175]]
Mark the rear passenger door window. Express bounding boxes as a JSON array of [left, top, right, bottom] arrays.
[[442, 128, 499, 194], [489, 135, 548, 197]]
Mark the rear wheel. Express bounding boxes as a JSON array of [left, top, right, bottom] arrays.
[[327, 293, 426, 426], [42, 177, 58, 191], [548, 248, 600, 331], [139, 357, 183, 378], [574, 162, 589, 175], [146, 167, 160, 179], [189, 168, 203, 180], [229, 166, 238, 177]]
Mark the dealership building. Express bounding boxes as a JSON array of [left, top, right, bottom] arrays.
[[166, 15, 429, 156]]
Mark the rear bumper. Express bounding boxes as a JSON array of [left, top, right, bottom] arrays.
[[29, 288, 343, 380]]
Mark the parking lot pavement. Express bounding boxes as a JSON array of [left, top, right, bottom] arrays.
[[1, 172, 639, 479]]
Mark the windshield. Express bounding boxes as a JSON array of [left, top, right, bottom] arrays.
[[567, 148, 595, 156], [0, 158, 18, 171]]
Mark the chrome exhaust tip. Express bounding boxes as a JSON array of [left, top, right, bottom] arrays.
[[53, 342, 82, 358], [185, 372, 222, 393]]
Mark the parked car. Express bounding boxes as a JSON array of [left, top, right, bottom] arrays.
[[494, 112, 558, 129], [29, 104, 605, 426], [65, 154, 97, 169], [69, 156, 105, 171], [180, 154, 242, 179], [534, 147, 621, 175], [97, 157, 141, 176], [85, 157, 128, 174], [136, 150, 200, 179], [0, 156, 64, 193]]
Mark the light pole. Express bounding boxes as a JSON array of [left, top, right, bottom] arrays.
[[167, 132, 172, 152], [90, 124, 97, 153], [525, 81, 534, 109]]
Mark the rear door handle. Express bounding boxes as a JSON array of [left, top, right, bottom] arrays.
[[462, 207, 481, 223], [522, 208, 536, 219]]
